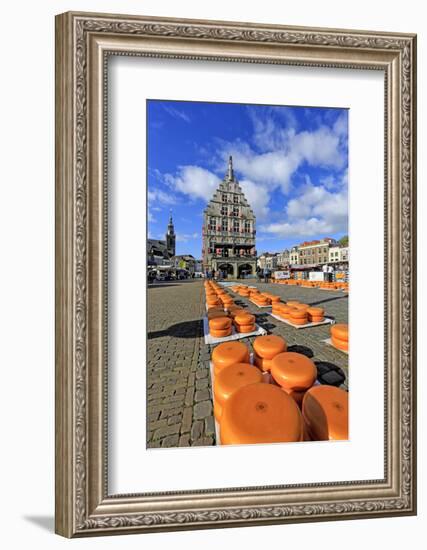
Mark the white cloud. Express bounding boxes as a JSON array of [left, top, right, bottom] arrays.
[[239, 178, 270, 220], [214, 110, 347, 199], [165, 166, 220, 201], [176, 232, 199, 242], [163, 106, 191, 123], [260, 180, 348, 239], [148, 188, 179, 205]]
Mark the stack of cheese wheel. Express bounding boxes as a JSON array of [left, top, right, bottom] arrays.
[[228, 307, 245, 319], [271, 300, 284, 315], [253, 334, 287, 372], [302, 385, 348, 441], [207, 308, 228, 320], [220, 383, 303, 445], [290, 306, 308, 326], [234, 312, 256, 334], [221, 294, 234, 308], [307, 307, 325, 323], [271, 352, 317, 407], [239, 287, 250, 298], [213, 362, 263, 424], [209, 316, 232, 338], [269, 295, 281, 304], [211, 341, 250, 377], [276, 304, 295, 320], [252, 293, 270, 306], [331, 324, 349, 351]]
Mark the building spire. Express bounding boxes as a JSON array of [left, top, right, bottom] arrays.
[[167, 209, 175, 235], [227, 155, 234, 181]]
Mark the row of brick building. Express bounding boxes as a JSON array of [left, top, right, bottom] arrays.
[[258, 238, 349, 271]]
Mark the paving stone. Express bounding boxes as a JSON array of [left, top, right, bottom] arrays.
[[168, 414, 182, 425], [184, 386, 195, 406], [196, 368, 209, 379], [195, 389, 210, 402], [194, 400, 212, 420], [181, 407, 193, 434], [153, 424, 181, 440], [191, 420, 204, 441], [179, 434, 190, 447], [205, 415, 215, 437], [195, 378, 209, 390], [161, 434, 180, 447], [148, 418, 168, 431], [192, 436, 214, 447]]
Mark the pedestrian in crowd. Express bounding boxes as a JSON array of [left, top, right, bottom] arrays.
[[263, 267, 269, 283], [212, 268, 216, 280]]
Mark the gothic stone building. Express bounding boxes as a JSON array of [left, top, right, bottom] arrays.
[[202, 157, 256, 278]]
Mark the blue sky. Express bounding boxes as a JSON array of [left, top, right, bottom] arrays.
[[147, 100, 348, 258]]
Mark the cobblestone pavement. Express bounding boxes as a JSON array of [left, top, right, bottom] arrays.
[[147, 279, 349, 449], [147, 280, 211, 449]]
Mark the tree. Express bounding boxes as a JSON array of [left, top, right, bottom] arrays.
[[339, 235, 349, 247]]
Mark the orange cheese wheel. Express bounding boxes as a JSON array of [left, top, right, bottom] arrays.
[[210, 328, 232, 338], [278, 306, 294, 319], [209, 317, 232, 330], [331, 335, 349, 351], [271, 352, 317, 391], [294, 303, 309, 311], [311, 316, 324, 323], [212, 342, 250, 373], [270, 296, 281, 303], [214, 363, 263, 406], [302, 385, 349, 441], [282, 387, 306, 408], [213, 398, 223, 422], [253, 335, 287, 359], [220, 383, 303, 445], [207, 312, 229, 321], [291, 317, 308, 326], [290, 308, 308, 319], [236, 324, 256, 333], [307, 306, 324, 316], [229, 308, 245, 318], [253, 353, 273, 372], [234, 313, 255, 325], [331, 324, 348, 341]]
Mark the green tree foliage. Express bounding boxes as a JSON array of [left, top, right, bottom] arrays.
[[339, 235, 349, 247]]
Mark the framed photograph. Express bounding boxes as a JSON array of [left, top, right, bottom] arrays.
[[55, 11, 417, 537]]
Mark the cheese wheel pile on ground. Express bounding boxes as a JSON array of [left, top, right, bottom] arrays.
[[208, 316, 232, 338], [270, 352, 317, 407], [214, 362, 263, 413], [331, 323, 349, 351], [253, 334, 287, 372], [302, 385, 348, 440], [233, 312, 256, 333], [212, 341, 250, 377], [220, 383, 303, 445]]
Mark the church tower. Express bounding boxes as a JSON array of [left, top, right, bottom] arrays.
[[166, 211, 176, 257]]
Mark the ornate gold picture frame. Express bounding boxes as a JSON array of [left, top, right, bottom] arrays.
[[55, 11, 417, 537]]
